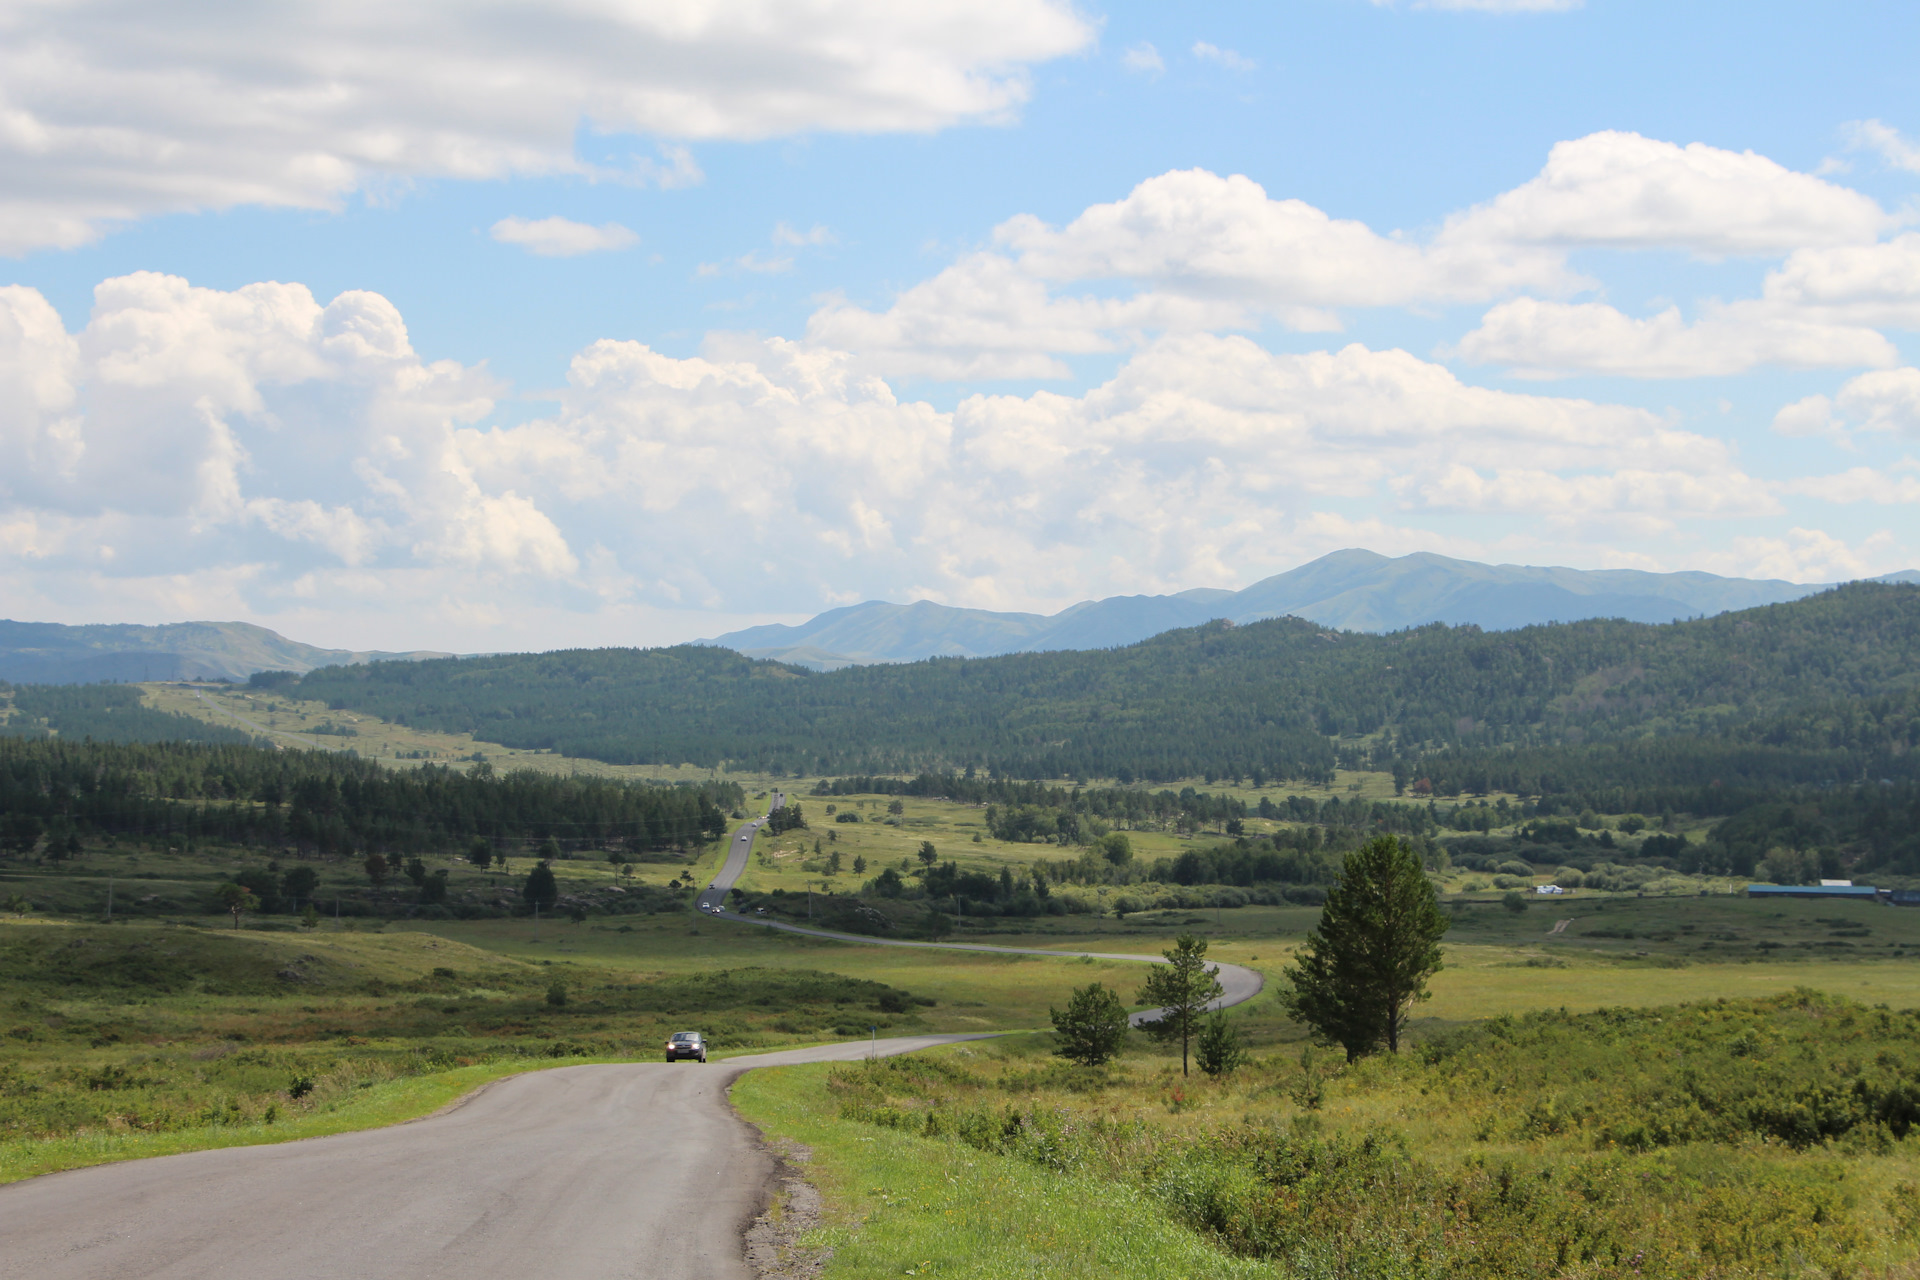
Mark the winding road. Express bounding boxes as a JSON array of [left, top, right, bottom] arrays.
[[0, 805, 1265, 1278], [696, 799, 1266, 1022]]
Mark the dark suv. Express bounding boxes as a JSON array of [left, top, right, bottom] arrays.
[[664, 1031, 708, 1063]]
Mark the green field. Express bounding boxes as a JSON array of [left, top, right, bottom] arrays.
[[6, 719, 1920, 1275], [740, 991, 1920, 1279]]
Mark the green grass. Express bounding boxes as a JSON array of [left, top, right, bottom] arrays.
[[419, 915, 1164, 1035], [786, 996, 1920, 1278], [0, 917, 963, 1181], [732, 1058, 1264, 1279]]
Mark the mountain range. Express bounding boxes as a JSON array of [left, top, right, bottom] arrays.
[[0, 620, 450, 685], [6, 550, 1916, 684], [707, 549, 1920, 669]]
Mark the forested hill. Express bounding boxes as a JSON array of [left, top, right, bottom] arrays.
[[0, 739, 742, 857], [290, 583, 1920, 788]]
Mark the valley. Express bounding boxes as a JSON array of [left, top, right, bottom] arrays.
[[2, 587, 1918, 1275]]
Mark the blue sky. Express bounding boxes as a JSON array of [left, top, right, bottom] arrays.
[[1, 0, 1916, 651]]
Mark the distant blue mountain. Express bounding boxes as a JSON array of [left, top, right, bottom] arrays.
[[706, 549, 1920, 669], [0, 619, 450, 685]]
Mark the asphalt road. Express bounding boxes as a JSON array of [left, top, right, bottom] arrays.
[[698, 804, 1267, 1024], [0, 1034, 997, 1280], [0, 805, 1266, 1278]]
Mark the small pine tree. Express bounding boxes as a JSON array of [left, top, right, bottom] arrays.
[[1137, 934, 1224, 1076], [1195, 1013, 1248, 1077], [1049, 982, 1130, 1066], [523, 861, 559, 912]]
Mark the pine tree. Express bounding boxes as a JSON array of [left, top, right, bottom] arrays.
[[1137, 934, 1224, 1076], [523, 861, 559, 912], [1195, 1012, 1248, 1077], [1282, 835, 1449, 1061], [1049, 983, 1130, 1066]]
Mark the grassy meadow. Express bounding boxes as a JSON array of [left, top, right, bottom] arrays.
[[7, 690, 1920, 1273], [742, 990, 1920, 1279]]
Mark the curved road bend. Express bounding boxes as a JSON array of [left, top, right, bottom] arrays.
[[0, 1034, 997, 1280], [699, 806, 1266, 1023]]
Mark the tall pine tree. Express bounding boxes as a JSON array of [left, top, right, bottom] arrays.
[[1282, 836, 1448, 1060]]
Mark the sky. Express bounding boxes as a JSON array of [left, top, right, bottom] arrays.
[[1, 0, 1917, 653]]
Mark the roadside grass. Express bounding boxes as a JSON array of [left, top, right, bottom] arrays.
[[784, 996, 1920, 1278], [732, 1058, 1263, 1280], [0, 918, 960, 1180], [419, 916, 1161, 1036]]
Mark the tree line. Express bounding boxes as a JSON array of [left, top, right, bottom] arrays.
[[2, 682, 263, 747], [0, 738, 742, 859]]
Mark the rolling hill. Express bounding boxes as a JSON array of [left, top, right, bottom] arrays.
[[299, 582, 1920, 789], [0, 619, 451, 684]]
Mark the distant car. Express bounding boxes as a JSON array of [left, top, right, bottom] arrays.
[[665, 1031, 707, 1063]]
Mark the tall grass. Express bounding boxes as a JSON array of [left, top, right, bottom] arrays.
[[811, 992, 1920, 1278]]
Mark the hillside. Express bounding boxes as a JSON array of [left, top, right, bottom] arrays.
[[0, 619, 451, 684], [298, 582, 1920, 787], [704, 548, 1916, 666]]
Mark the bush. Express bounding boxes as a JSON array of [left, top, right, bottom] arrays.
[[1492, 874, 1530, 889], [1497, 860, 1535, 877], [1501, 890, 1529, 913]]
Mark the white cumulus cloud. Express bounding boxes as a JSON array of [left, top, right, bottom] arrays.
[[0, 272, 567, 595], [1454, 297, 1900, 378], [810, 168, 1577, 379], [1775, 368, 1920, 443], [491, 217, 639, 258], [0, 0, 1093, 253], [799, 134, 1901, 382], [0, 274, 1806, 635], [1762, 233, 1920, 329], [1440, 131, 1893, 256]]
